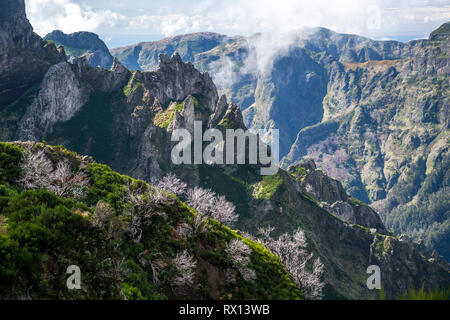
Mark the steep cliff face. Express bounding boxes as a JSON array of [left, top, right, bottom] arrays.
[[0, 0, 65, 109], [17, 61, 92, 141], [0, 2, 448, 299], [44, 30, 114, 69], [284, 30, 449, 260]]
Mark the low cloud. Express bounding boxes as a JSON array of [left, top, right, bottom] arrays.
[[26, 0, 450, 40]]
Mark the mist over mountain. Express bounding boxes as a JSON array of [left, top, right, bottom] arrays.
[[108, 23, 450, 262]]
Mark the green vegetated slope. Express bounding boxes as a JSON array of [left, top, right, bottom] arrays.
[[0, 142, 303, 300], [0, 42, 64, 111], [1, 2, 448, 299], [194, 163, 449, 300]]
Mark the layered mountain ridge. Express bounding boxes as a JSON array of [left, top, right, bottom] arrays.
[[110, 23, 450, 261], [0, 1, 449, 299], [44, 30, 114, 69]]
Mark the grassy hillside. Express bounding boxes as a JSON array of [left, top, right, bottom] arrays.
[[0, 142, 303, 300]]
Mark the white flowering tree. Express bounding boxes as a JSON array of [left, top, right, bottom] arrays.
[[155, 173, 187, 196], [186, 187, 216, 214], [18, 148, 88, 199], [211, 195, 239, 227], [258, 226, 325, 300], [225, 239, 256, 282], [172, 250, 197, 294]]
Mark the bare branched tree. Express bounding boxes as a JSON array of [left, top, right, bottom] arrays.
[[211, 196, 238, 227], [128, 212, 143, 243], [150, 260, 165, 287], [155, 173, 187, 196], [192, 213, 206, 236], [172, 250, 197, 293], [257, 225, 275, 241], [259, 227, 325, 300], [18, 148, 88, 199], [225, 239, 256, 282], [123, 183, 161, 243], [148, 186, 173, 205], [18, 149, 53, 189], [49, 161, 88, 199], [186, 187, 239, 228], [186, 187, 216, 215], [138, 251, 164, 287]]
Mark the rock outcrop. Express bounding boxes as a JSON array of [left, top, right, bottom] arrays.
[[288, 159, 388, 233], [44, 30, 114, 69], [0, 0, 65, 109], [0, 2, 448, 300], [17, 61, 92, 141]]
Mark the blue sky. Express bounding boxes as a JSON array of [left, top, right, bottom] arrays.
[[25, 0, 450, 48]]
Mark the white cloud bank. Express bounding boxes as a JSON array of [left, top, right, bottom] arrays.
[[25, 0, 450, 42]]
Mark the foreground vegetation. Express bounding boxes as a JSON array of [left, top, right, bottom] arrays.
[[0, 142, 303, 300]]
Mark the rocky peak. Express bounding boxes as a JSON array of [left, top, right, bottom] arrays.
[[0, 0, 66, 108], [111, 57, 127, 73], [44, 30, 114, 69], [0, 0, 42, 55], [429, 22, 450, 41], [288, 159, 388, 233], [209, 94, 228, 127], [158, 53, 170, 65]]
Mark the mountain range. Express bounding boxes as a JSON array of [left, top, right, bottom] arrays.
[[0, 0, 449, 300], [106, 23, 450, 262]]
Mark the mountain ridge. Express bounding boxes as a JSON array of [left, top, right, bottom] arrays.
[[44, 30, 114, 69], [0, 2, 449, 299], [109, 22, 450, 260]]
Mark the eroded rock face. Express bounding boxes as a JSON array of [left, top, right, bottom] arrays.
[[0, 0, 65, 109], [11, 50, 238, 183], [1, 2, 448, 299], [0, 0, 41, 56], [17, 62, 92, 141], [142, 53, 219, 111], [288, 159, 388, 233], [44, 30, 114, 69]]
